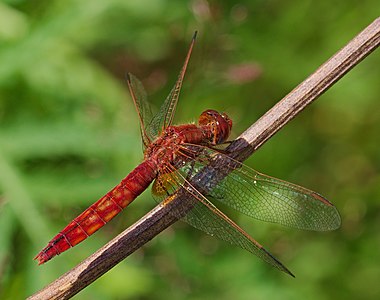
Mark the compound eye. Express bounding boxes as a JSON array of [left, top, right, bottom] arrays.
[[221, 113, 233, 129], [198, 109, 219, 126]]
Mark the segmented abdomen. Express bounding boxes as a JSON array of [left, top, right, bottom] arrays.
[[35, 160, 157, 264]]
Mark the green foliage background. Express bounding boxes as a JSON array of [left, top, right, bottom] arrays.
[[0, 1, 379, 299]]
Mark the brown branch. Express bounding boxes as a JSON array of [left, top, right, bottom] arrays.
[[28, 17, 380, 300]]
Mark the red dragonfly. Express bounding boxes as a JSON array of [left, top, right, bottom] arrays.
[[35, 32, 340, 276]]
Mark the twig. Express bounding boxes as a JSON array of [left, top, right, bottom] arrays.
[[28, 17, 380, 300]]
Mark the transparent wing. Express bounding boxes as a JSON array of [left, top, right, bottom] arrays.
[[151, 162, 294, 277], [147, 32, 197, 138], [126, 73, 154, 149], [180, 144, 341, 231]]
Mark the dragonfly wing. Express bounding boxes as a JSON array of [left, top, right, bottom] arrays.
[[151, 163, 294, 277], [126, 73, 154, 149], [181, 144, 341, 231], [147, 32, 197, 137]]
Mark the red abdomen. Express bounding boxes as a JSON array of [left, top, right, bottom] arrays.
[[35, 160, 157, 264]]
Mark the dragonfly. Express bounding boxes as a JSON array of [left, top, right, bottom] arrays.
[[35, 32, 341, 276]]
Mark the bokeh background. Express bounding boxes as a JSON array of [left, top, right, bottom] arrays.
[[0, 1, 379, 299]]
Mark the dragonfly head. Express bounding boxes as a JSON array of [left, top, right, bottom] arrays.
[[199, 110, 233, 145]]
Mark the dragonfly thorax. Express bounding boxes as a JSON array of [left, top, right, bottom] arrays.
[[143, 126, 187, 163], [198, 110, 233, 145]]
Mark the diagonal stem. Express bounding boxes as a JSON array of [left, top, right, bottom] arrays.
[[28, 17, 380, 300]]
